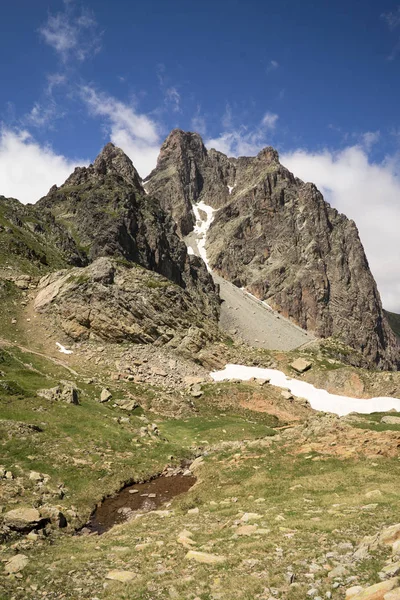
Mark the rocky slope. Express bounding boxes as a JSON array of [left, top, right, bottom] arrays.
[[145, 129, 399, 370], [33, 256, 219, 352]]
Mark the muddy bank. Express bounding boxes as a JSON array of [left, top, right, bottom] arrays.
[[85, 473, 196, 534]]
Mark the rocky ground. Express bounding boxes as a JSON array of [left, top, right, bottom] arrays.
[[2, 288, 400, 599]]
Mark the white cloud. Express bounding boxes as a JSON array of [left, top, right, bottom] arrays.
[[206, 111, 278, 156], [281, 145, 400, 312], [39, 1, 102, 62], [81, 86, 161, 177], [0, 128, 86, 204], [261, 111, 279, 129], [165, 87, 181, 113]]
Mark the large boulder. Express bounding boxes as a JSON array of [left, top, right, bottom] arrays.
[[3, 508, 42, 531]]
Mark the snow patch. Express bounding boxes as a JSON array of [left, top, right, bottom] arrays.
[[210, 363, 400, 417], [56, 342, 73, 355], [227, 185, 235, 194], [192, 201, 216, 271], [187, 246, 195, 255]]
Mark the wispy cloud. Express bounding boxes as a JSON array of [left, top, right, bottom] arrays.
[[382, 6, 400, 30], [266, 59, 279, 73], [39, 0, 102, 63], [24, 73, 68, 129], [0, 128, 86, 203], [165, 87, 181, 113], [80, 86, 161, 177], [381, 6, 400, 60], [191, 106, 207, 136], [261, 111, 279, 129], [206, 110, 279, 156]]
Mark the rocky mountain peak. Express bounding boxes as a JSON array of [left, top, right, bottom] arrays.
[[156, 129, 207, 167], [257, 146, 280, 164], [146, 129, 399, 370], [60, 143, 142, 191]]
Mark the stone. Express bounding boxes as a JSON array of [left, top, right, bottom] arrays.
[[381, 562, 400, 579], [290, 358, 312, 373], [4, 554, 29, 574], [189, 457, 204, 472], [349, 579, 399, 599], [236, 525, 258, 536], [346, 587, 364, 598], [381, 416, 400, 425], [188, 507, 199, 515], [177, 530, 196, 548], [105, 570, 136, 582], [328, 565, 349, 579], [185, 550, 226, 564], [366, 490, 382, 499], [29, 471, 43, 482], [384, 589, 400, 599], [281, 390, 294, 400], [3, 508, 41, 531], [100, 388, 112, 403], [37, 382, 79, 405], [381, 525, 400, 546], [393, 541, 400, 555], [241, 512, 262, 522]]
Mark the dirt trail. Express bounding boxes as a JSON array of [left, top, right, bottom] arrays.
[[0, 337, 80, 376]]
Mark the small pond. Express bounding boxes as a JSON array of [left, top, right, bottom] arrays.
[[86, 473, 196, 534]]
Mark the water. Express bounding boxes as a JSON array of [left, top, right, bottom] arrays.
[[86, 473, 196, 534]]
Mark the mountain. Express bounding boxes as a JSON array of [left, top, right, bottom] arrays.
[[145, 129, 399, 370], [0, 143, 220, 352]]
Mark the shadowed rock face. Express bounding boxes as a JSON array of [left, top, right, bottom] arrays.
[[36, 142, 219, 325], [146, 129, 399, 370]]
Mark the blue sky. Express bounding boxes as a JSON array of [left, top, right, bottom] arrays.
[[0, 0, 400, 310]]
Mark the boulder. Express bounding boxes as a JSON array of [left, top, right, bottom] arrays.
[[350, 578, 398, 600], [381, 416, 400, 425], [37, 382, 79, 405], [185, 550, 226, 564], [105, 570, 136, 582], [4, 554, 29, 574], [290, 358, 312, 373], [100, 388, 112, 403], [3, 507, 41, 531], [381, 525, 400, 546]]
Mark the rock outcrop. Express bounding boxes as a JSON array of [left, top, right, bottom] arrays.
[[34, 257, 219, 348], [146, 129, 399, 370]]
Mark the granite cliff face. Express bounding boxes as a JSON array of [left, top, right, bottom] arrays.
[[146, 129, 399, 370]]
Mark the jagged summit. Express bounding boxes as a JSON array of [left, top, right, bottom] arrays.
[[53, 142, 143, 193], [146, 130, 399, 370]]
